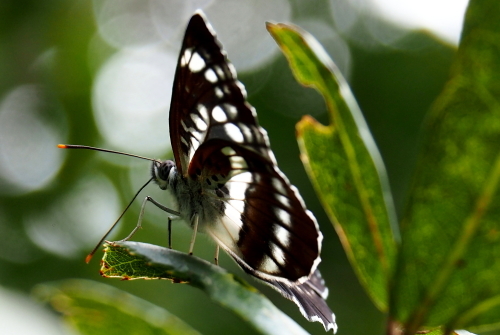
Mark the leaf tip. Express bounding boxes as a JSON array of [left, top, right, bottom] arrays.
[[296, 115, 330, 138], [265, 21, 276, 32]]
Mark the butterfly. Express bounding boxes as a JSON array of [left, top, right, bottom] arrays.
[[152, 11, 337, 332], [61, 9, 337, 333]]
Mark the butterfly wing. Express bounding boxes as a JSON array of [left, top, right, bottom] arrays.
[[169, 11, 336, 332], [169, 12, 259, 176], [188, 108, 336, 332], [193, 142, 321, 282]]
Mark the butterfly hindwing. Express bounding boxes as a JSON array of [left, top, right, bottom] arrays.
[[190, 141, 321, 283]]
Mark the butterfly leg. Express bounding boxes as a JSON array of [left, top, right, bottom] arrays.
[[214, 245, 220, 265], [188, 214, 199, 255], [121, 196, 180, 241], [167, 215, 181, 249]]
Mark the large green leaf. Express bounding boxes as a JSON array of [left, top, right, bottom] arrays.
[[266, 22, 397, 311], [35, 279, 200, 335], [99, 241, 309, 335], [391, 0, 500, 333]]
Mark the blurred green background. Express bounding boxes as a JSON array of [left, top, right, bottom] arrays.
[[0, 0, 487, 334]]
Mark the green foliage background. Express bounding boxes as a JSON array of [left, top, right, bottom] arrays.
[[1, 0, 494, 334]]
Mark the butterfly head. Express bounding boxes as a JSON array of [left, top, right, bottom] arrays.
[[151, 160, 176, 190]]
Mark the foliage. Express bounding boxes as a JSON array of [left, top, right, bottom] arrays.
[[269, 0, 500, 334], [3, 0, 499, 334], [63, 0, 500, 333], [36, 279, 201, 335]]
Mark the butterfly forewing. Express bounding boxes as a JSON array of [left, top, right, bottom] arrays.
[[169, 13, 262, 176]]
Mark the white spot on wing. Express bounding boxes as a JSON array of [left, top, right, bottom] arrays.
[[222, 206, 243, 232], [181, 136, 189, 147], [224, 123, 244, 143], [180, 48, 193, 67], [229, 155, 247, 170], [260, 255, 279, 274], [191, 113, 207, 131], [271, 243, 286, 266], [254, 173, 262, 184], [212, 106, 227, 122], [275, 208, 292, 227], [214, 65, 226, 80], [223, 104, 238, 119], [189, 137, 198, 159], [274, 225, 291, 248], [180, 119, 189, 132], [275, 193, 291, 208], [226, 178, 248, 200], [238, 123, 253, 142], [198, 104, 209, 122], [191, 129, 203, 141], [204, 68, 218, 83], [214, 87, 224, 98], [222, 85, 231, 95], [189, 52, 205, 72], [221, 146, 236, 156], [228, 171, 252, 184], [272, 177, 287, 195]]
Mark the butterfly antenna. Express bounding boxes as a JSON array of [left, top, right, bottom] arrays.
[[85, 177, 155, 263], [58, 144, 158, 162], [58, 144, 159, 263]]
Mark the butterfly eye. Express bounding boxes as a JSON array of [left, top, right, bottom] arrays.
[[152, 160, 175, 190]]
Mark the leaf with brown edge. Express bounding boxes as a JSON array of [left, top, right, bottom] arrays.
[[100, 241, 309, 335]]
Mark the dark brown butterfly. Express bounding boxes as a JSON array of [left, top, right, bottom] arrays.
[[152, 11, 336, 332]]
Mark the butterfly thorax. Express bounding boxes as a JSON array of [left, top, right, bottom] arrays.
[[152, 159, 225, 232]]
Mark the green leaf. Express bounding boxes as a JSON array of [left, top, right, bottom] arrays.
[[100, 241, 309, 335], [390, 0, 500, 333], [266, 22, 398, 311], [35, 279, 201, 335]]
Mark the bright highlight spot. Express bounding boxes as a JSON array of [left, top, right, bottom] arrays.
[[368, 0, 468, 44], [93, 48, 177, 156], [0, 85, 65, 195], [0, 288, 66, 335], [24, 174, 120, 258]]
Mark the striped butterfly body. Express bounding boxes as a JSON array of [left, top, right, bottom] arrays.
[[151, 11, 337, 332]]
